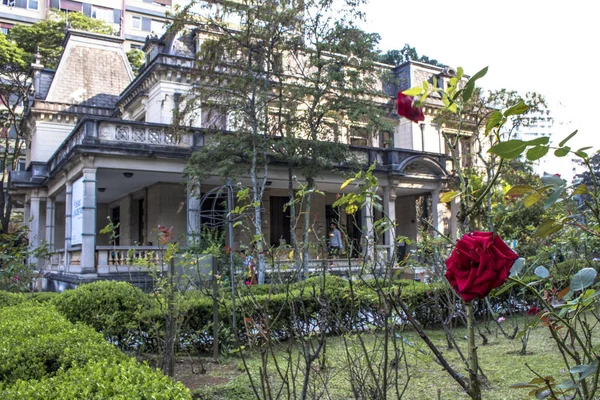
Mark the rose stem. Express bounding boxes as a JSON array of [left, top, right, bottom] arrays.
[[467, 301, 482, 400]]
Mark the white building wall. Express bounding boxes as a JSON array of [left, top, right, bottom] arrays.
[[29, 122, 76, 164], [395, 120, 414, 149], [146, 81, 193, 125]]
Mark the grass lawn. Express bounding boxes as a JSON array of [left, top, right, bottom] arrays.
[[178, 318, 566, 399]]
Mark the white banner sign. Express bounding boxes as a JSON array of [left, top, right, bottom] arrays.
[[71, 177, 84, 246]]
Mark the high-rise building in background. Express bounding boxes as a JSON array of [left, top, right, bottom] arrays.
[[1, 0, 185, 50]]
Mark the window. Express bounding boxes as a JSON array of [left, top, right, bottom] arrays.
[[0, 23, 11, 34], [201, 107, 227, 130], [132, 15, 141, 30], [348, 126, 368, 146], [17, 158, 25, 171], [91, 6, 114, 24], [3, 0, 37, 9]]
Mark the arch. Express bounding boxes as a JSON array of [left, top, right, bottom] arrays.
[[396, 155, 447, 177]]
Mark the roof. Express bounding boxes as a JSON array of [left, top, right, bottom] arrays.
[[44, 30, 134, 109]]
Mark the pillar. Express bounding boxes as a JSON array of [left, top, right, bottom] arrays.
[[64, 181, 72, 271], [187, 181, 201, 246], [363, 189, 375, 261], [28, 197, 41, 265], [45, 198, 55, 252], [81, 168, 97, 273], [431, 189, 440, 234], [449, 197, 458, 239], [383, 186, 397, 259]]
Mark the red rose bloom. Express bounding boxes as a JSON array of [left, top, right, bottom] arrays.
[[397, 92, 425, 123], [445, 231, 519, 302]]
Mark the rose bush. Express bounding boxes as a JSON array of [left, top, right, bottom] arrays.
[[445, 231, 519, 302], [397, 92, 425, 122]]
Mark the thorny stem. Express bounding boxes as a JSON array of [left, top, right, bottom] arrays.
[[466, 302, 482, 400], [389, 291, 470, 393]]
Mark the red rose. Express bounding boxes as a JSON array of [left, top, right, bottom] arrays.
[[445, 232, 519, 302], [397, 92, 425, 123], [526, 306, 541, 316]]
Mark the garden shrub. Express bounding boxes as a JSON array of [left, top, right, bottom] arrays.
[[0, 304, 122, 384], [52, 280, 153, 345], [0, 303, 191, 399], [0, 291, 24, 308], [28, 291, 60, 304], [0, 357, 191, 399]]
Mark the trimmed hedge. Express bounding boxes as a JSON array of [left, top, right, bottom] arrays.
[[1, 357, 191, 399], [52, 280, 153, 345], [39, 274, 538, 353], [0, 291, 25, 308], [0, 303, 191, 399]]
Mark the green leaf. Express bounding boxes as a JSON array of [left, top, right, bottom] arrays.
[[340, 178, 354, 190], [555, 379, 579, 390], [526, 145, 549, 161], [504, 101, 529, 117], [510, 383, 539, 389], [402, 87, 423, 96], [534, 219, 563, 238], [541, 174, 565, 187], [559, 130, 578, 147], [554, 146, 570, 157], [485, 111, 504, 135], [570, 268, 597, 292], [506, 184, 535, 197], [534, 266, 549, 279], [544, 187, 564, 209], [510, 258, 525, 277], [488, 140, 527, 159], [462, 66, 488, 102], [462, 83, 475, 103], [440, 191, 460, 203], [575, 150, 589, 159], [527, 136, 550, 146], [571, 184, 588, 196], [524, 191, 542, 208]]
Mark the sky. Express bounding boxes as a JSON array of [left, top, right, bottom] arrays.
[[359, 0, 598, 152]]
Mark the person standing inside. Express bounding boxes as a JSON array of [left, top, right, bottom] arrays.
[[329, 223, 343, 258], [240, 250, 257, 285]]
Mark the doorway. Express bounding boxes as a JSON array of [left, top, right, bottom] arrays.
[[270, 196, 291, 247]]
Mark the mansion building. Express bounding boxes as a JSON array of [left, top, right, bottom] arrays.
[[10, 28, 471, 289]]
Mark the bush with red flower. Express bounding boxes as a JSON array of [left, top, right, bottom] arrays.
[[445, 231, 519, 302]]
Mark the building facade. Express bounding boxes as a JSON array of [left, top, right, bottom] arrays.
[[0, 0, 186, 49], [10, 26, 467, 289]]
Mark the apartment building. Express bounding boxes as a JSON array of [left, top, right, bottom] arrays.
[[0, 0, 186, 49]]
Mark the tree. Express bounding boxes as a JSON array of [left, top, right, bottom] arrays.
[[0, 12, 111, 233], [8, 11, 112, 68], [377, 43, 444, 66], [576, 152, 600, 187], [182, 0, 392, 279]]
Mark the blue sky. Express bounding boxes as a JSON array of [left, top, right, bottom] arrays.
[[359, 0, 598, 151]]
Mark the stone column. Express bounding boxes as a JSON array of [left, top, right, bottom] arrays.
[[431, 189, 440, 234], [45, 198, 55, 252], [28, 197, 41, 265], [81, 168, 97, 273], [383, 186, 397, 259], [64, 181, 72, 271], [449, 197, 459, 239], [186, 181, 201, 246], [363, 189, 375, 261]]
